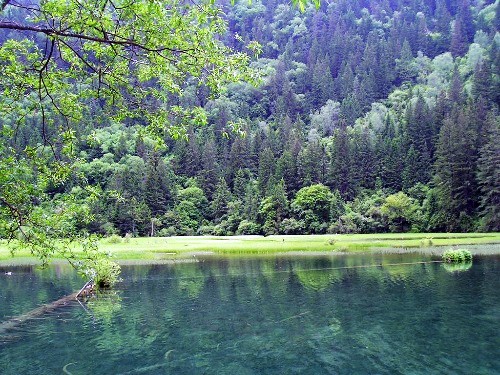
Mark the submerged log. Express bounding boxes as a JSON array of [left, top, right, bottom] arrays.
[[0, 292, 78, 334], [76, 280, 95, 298], [0, 281, 94, 335]]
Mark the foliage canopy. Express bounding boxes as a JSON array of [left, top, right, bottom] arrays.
[[0, 0, 260, 284]]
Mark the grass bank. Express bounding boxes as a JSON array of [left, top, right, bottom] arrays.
[[1, 233, 499, 264]]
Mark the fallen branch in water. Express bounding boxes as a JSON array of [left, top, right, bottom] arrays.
[[76, 279, 95, 299], [0, 280, 96, 335], [0, 291, 79, 334]]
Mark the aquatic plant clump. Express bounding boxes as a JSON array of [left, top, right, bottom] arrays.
[[442, 249, 473, 263], [94, 259, 122, 288], [80, 257, 121, 289]]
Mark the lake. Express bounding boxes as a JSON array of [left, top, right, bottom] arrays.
[[1, 252, 500, 374]]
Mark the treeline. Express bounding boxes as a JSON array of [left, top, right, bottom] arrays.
[[3, 0, 500, 236]]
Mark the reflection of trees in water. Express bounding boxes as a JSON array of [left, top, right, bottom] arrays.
[[295, 268, 343, 291], [5, 257, 492, 374], [86, 290, 122, 323], [177, 264, 205, 298], [291, 255, 443, 291], [0, 264, 82, 320]]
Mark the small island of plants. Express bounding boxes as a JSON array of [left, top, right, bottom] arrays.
[[442, 249, 473, 263]]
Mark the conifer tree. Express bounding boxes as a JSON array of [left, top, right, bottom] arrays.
[[432, 109, 479, 231], [233, 168, 250, 199], [275, 150, 298, 196], [297, 130, 325, 187], [144, 151, 171, 217], [198, 138, 221, 200], [457, 0, 475, 43], [434, 0, 452, 54], [451, 18, 468, 57], [327, 120, 353, 199], [350, 126, 376, 193], [243, 180, 260, 222], [472, 61, 494, 104], [396, 39, 418, 84], [211, 177, 232, 223], [311, 55, 334, 108], [376, 115, 404, 192], [257, 147, 276, 196], [476, 119, 500, 231], [259, 179, 289, 235]]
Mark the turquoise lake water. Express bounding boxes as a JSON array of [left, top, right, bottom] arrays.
[[1, 253, 499, 374]]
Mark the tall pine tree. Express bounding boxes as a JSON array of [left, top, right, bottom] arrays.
[[476, 118, 500, 231]]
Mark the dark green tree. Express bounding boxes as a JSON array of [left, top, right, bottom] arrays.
[[232, 168, 251, 199], [257, 147, 276, 196], [376, 115, 405, 192], [457, 0, 475, 43], [434, 0, 452, 55], [432, 108, 479, 231], [327, 121, 353, 199], [450, 18, 468, 57], [311, 55, 334, 108], [350, 126, 376, 193], [297, 130, 325, 187], [211, 177, 233, 223], [472, 61, 494, 104], [144, 151, 172, 217], [198, 138, 221, 200], [243, 180, 260, 222], [396, 39, 418, 84], [259, 179, 289, 235], [476, 119, 500, 231]]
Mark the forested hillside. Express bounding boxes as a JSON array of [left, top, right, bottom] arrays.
[[2, 0, 499, 238]]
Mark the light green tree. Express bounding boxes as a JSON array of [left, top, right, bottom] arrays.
[[291, 183, 334, 233], [380, 192, 421, 232]]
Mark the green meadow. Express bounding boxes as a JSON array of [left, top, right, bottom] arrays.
[[1, 233, 499, 264]]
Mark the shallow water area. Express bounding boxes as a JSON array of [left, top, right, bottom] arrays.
[[1, 252, 500, 374]]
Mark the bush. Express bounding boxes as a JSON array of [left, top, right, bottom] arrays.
[[420, 237, 433, 247], [236, 220, 261, 235], [328, 213, 361, 234], [106, 234, 122, 244], [158, 226, 177, 237], [123, 233, 132, 243], [175, 226, 195, 236], [261, 221, 277, 236], [279, 218, 304, 235], [442, 249, 472, 263], [212, 224, 228, 236], [93, 259, 121, 288], [101, 222, 119, 236], [82, 257, 121, 289], [197, 225, 215, 235]]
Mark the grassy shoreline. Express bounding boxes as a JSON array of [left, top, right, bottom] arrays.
[[1, 233, 500, 265]]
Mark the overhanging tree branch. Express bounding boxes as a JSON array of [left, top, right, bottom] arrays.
[[0, 0, 11, 11], [0, 21, 193, 54], [0, 0, 260, 288]]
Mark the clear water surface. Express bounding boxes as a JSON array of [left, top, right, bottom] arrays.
[[1, 252, 499, 374]]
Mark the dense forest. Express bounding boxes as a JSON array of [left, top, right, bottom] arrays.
[[2, 0, 499, 238]]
